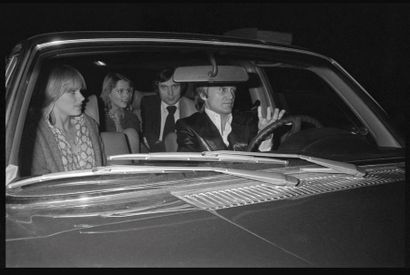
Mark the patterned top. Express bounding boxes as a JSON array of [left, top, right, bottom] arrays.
[[47, 114, 96, 171]]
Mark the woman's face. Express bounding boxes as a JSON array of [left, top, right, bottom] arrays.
[[109, 80, 132, 109], [53, 81, 85, 118]]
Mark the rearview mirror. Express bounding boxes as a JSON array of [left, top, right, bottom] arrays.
[[173, 65, 249, 83]]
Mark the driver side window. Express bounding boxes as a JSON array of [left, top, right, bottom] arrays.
[[263, 67, 363, 132]]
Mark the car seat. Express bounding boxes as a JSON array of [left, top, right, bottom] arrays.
[[84, 95, 132, 164]]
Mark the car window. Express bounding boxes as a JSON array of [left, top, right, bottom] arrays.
[[15, 45, 388, 179], [262, 66, 370, 134]]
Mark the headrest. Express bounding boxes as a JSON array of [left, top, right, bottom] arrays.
[[84, 94, 100, 125]]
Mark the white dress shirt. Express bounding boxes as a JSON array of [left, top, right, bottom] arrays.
[[159, 100, 180, 141], [205, 107, 233, 146], [204, 107, 272, 151]]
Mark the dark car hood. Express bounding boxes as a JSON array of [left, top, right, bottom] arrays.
[[6, 164, 405, 267], [7, 205, 310, 267]]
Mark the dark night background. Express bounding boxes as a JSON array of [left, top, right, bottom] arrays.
[[2, 3, 409, 135], [0, 3, 409, 267]]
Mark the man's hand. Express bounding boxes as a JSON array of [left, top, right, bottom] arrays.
[[257, 106, 286, 131]]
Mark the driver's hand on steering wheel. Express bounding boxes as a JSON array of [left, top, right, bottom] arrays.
[[257, 106, 286, 131]]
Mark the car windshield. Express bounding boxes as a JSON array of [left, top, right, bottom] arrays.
[[7, 42, 403, 188]]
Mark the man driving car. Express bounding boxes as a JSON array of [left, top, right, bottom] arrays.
[[175, 83, 286, 152]]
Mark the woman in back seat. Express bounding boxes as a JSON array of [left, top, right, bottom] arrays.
[[100, 72, 141, 153]]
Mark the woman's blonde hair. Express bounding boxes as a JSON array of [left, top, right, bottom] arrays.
[[42, 64, 86, 118], [195, 85, 209, 111], [100, 72, 133, 111]]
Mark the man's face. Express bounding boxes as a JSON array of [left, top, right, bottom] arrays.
[[158, 78, 182, 105], [203, 86, 236, 115]]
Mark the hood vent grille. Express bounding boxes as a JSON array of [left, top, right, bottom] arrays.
[[172, 166, 404, 210]]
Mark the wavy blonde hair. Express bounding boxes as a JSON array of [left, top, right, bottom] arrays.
[[100, 72, 133, 111], [42, 65, 86, 120]]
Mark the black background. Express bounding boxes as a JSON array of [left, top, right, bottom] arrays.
[[2, 2, 409, 134], [1, 3, 409, 267]]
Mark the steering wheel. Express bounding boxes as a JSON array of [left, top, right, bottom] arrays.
[[247, 115, 323, 152]]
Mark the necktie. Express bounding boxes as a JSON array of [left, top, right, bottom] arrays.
[[163, 105, 177, 138]]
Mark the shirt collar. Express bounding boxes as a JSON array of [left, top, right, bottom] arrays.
[[161, 99, 180, 111], [204, 107, 232, 132]]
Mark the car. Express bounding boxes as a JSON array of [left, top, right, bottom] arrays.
[[5, 31, 405, 267]]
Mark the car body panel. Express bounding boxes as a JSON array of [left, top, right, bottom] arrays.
[[7, 207, 309, 267], [6, 179, 404, 267], [6, 162, 405, 267], [218, 180, 405, 267]]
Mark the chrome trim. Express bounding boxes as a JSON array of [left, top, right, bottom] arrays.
[[34, 37, 330, 61], [205, 151, 366, 177], [331, 59, 388, 114], [6, 165, 299, 189], [5, 55, 17, 88], [109, 152, 288, 165]]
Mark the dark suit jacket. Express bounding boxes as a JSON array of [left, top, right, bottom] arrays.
[[141, 95, 197, 151], [175, 110, 259, 152]]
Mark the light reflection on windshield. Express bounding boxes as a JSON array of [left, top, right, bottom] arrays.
[[6, 192, 198, 241]]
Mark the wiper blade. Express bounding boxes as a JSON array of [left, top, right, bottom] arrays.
[[7, 165, 299, 189], [206, 151, 366, 177], [108, 151, 365, 176], [108, 152, 288, 165]]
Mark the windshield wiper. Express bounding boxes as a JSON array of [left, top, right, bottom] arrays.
[[205, 151, 367, 177], [108, 151, 365, 177], [108, 152, 288, 165], [7, 165, 299, 189], [8, 152, 364, 189]]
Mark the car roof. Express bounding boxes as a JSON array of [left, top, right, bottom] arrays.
[[25, 30, 302, 48], [15, 31, 331, 62]]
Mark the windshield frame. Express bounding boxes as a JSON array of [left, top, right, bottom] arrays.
[[6, 35, 404, 184]]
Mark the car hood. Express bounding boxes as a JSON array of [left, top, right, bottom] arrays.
[[6, 163, 405, 267]]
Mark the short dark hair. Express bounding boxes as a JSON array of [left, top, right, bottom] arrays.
[[153, 68, 187, 94], [155, 68, 174, 83]]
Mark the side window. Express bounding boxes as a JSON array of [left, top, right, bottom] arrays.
[[19, 63, 54, 177], [233, 82, 253, 112], [232, 73, 262, 112], [262, 67, 363, 131]]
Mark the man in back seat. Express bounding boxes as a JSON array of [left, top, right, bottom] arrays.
[[140, 68, 197, 152]]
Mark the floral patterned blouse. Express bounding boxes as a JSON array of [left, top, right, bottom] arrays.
[[47, 114, 96, 171]]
